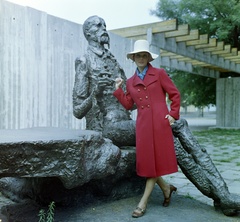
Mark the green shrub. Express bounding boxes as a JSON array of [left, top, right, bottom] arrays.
[[38, 201, 55, 222]]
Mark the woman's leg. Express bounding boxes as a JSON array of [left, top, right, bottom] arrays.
[[138, 177, 157, 208], [156, 177, 170, 196], [132, 177, 157, 217], [156, 177, 177, 207]]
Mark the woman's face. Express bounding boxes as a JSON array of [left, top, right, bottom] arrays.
[[134, 52, 150, 70]]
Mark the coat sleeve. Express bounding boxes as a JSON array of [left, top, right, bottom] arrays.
[[159, 69, 181, 120], [113, 84, 134, 110]]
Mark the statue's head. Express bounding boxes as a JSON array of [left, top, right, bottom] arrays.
[[83, 15, 110, 47]]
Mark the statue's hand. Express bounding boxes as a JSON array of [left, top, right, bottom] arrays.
[[95, 72, 114, 95], [115, 77, 123, 89]]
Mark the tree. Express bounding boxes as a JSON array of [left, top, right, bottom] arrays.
[[151, 0, 240, 49], [151, 0, 240, 113], [168, 70, 216, 116]]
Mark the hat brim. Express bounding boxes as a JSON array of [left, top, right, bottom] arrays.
[[127, 50, 158, 62]]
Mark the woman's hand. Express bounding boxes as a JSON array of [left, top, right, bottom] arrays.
[[165, 114, 175, 125], [115, 77, 123, 89]]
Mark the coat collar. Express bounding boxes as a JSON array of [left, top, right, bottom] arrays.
[[132, 63, 158, 87]]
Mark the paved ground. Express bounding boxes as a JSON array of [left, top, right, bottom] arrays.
[[1, 113, 240, 221]]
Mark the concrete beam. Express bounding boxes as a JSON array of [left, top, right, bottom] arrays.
[[154, 33, 240, 74]]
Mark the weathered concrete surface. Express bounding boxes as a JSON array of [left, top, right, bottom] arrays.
[[0, 127, 137, 189]]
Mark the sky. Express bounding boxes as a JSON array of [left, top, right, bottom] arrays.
[[6, 0, 161, 30]]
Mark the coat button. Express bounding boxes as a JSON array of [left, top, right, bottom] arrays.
[[139, 98, 142, 101], [144, 87, 147, 90], [138, 89, 140, 92], [147, 105, 150, 108], [145, 96, 148, 99], [141, 105, 144, 109]]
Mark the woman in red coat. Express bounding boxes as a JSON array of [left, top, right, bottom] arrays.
[[113, 40, 181, 218]]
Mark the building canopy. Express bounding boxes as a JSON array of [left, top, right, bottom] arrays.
[[111, 19, 240, 79]]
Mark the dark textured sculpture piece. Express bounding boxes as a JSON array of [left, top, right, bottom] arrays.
[[172, 119, 240, 216], [73, 15, 135, 147], [0, 128, 143, 207], [73, 15, 240, 216]]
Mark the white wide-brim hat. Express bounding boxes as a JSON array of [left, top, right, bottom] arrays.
[[127, 40, 158, 62]]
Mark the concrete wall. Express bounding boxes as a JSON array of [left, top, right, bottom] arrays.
[[216, 77, 240, 128], [0, 0, 136, 130], [3, 1, 239, 130]]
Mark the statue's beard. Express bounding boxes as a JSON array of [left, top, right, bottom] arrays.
[[98, 32, 110, 49]]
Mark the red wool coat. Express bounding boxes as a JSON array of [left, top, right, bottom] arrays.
[[113, 64, 180, 177]]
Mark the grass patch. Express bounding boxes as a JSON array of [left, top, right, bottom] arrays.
[[219, 147, 228, 150], [192, 129, 240, 165], [217, 159, 231, 163], [193, 129, 240, 147], [232, 149, 240, 153], [184, 193, 194, 199]]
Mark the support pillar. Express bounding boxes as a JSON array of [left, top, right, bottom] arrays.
[[216, 77, 240, 128]]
